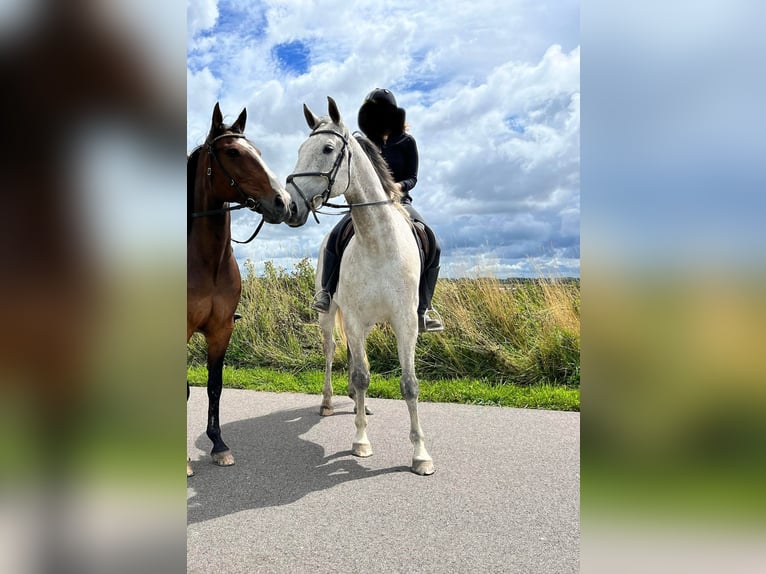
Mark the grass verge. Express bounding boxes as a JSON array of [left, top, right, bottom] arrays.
[[187, 366, 580, 412]]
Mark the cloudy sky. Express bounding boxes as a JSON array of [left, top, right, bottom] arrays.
[[187, 0, 579, 278]]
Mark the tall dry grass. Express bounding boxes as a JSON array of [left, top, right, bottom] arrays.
[[188, 259, 580, 386]]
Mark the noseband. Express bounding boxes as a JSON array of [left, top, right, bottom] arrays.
[[191, 132, 267, 243]]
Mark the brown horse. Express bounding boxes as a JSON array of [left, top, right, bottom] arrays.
[[187, 103, 291, 476]]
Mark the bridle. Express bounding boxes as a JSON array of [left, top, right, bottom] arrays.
[[286, 128, 350, 224], [191, 132, 266, 243], [286, 128, 391, 224]]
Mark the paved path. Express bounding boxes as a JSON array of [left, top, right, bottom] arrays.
[[187, 388, 579, 573]]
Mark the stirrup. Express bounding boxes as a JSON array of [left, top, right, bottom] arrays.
[[311, 290, 331, 313], [419, 308, 444, 333]]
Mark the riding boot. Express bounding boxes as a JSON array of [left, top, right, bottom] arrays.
[[311, 246, 342, 313], [418, 265, 444, 333]]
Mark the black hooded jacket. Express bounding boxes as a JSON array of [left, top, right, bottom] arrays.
[[358, 98, 419, 204], [378, 132, 418, 204]]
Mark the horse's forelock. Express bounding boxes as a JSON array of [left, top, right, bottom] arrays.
[[207, 124, 238, 143], [310, 116, 333, 133]]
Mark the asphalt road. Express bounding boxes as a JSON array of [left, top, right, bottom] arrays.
[[187, 387, 579, 573]]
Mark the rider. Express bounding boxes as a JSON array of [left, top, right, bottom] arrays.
[[311, 88, 444, 333]]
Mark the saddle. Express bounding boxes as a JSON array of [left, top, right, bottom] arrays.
[[334, 215, 435, 271]]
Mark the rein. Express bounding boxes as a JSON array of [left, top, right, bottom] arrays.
[[286, 128, 392, 223], [191, 132, 266, 244]]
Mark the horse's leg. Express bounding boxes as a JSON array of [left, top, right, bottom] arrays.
[[347, 333, 372, 457], [318, 308, 336, 416], [205, 331, 235, 467], [347, 338, 372, 415], [397, 328, 434, 475]]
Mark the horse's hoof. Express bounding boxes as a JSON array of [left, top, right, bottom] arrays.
[[319, 405, 334, 416], [212, 450, 235, 467], [187, 461, 194, 477], [352, 443, 373, 457], [411, 459, 434, 476]]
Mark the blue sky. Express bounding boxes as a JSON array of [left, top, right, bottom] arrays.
[[187, 0, 580, 278], [272, 40, 311, 75]]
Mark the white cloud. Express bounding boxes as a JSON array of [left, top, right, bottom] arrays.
[[187, 67, 223, 149], [188, 0, 580, 278], [187, 0, 219, 40]]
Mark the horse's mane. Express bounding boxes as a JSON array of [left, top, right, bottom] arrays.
[[187, 146, 202, 237], [353, 133, 404, 204]]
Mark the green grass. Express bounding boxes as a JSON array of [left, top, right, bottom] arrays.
[[188, 259, 580, 411], [187, 366, 580, 411]]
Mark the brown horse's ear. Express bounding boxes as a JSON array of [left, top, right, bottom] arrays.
[[231, 108, 247, 133], [211, 102, 224, 135], [303, 103, 319, 130], [327, 96, 342, 125]]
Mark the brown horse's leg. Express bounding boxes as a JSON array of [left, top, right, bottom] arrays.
[[205, 334, 235, 467]]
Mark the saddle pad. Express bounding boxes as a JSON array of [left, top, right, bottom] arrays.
[[335, 216, 434, 271]]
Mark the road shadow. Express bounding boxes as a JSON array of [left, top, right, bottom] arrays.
[[187, 405, 409, 524]]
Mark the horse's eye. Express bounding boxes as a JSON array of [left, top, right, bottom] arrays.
[[323, 144, 334, 154], [226, 148, 240, 157]]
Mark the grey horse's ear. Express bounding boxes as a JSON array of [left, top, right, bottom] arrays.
[[231, 108, 247, 133], [327, 96, 342, 125], [303, 103, 319, 130]]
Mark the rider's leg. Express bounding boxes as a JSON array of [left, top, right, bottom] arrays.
[[402, 204, 444, 333], [312, 214, 350, 313]]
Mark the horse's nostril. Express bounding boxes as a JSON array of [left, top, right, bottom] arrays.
[[289, 200, 297, 213], [274, 194, 284, 208]]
